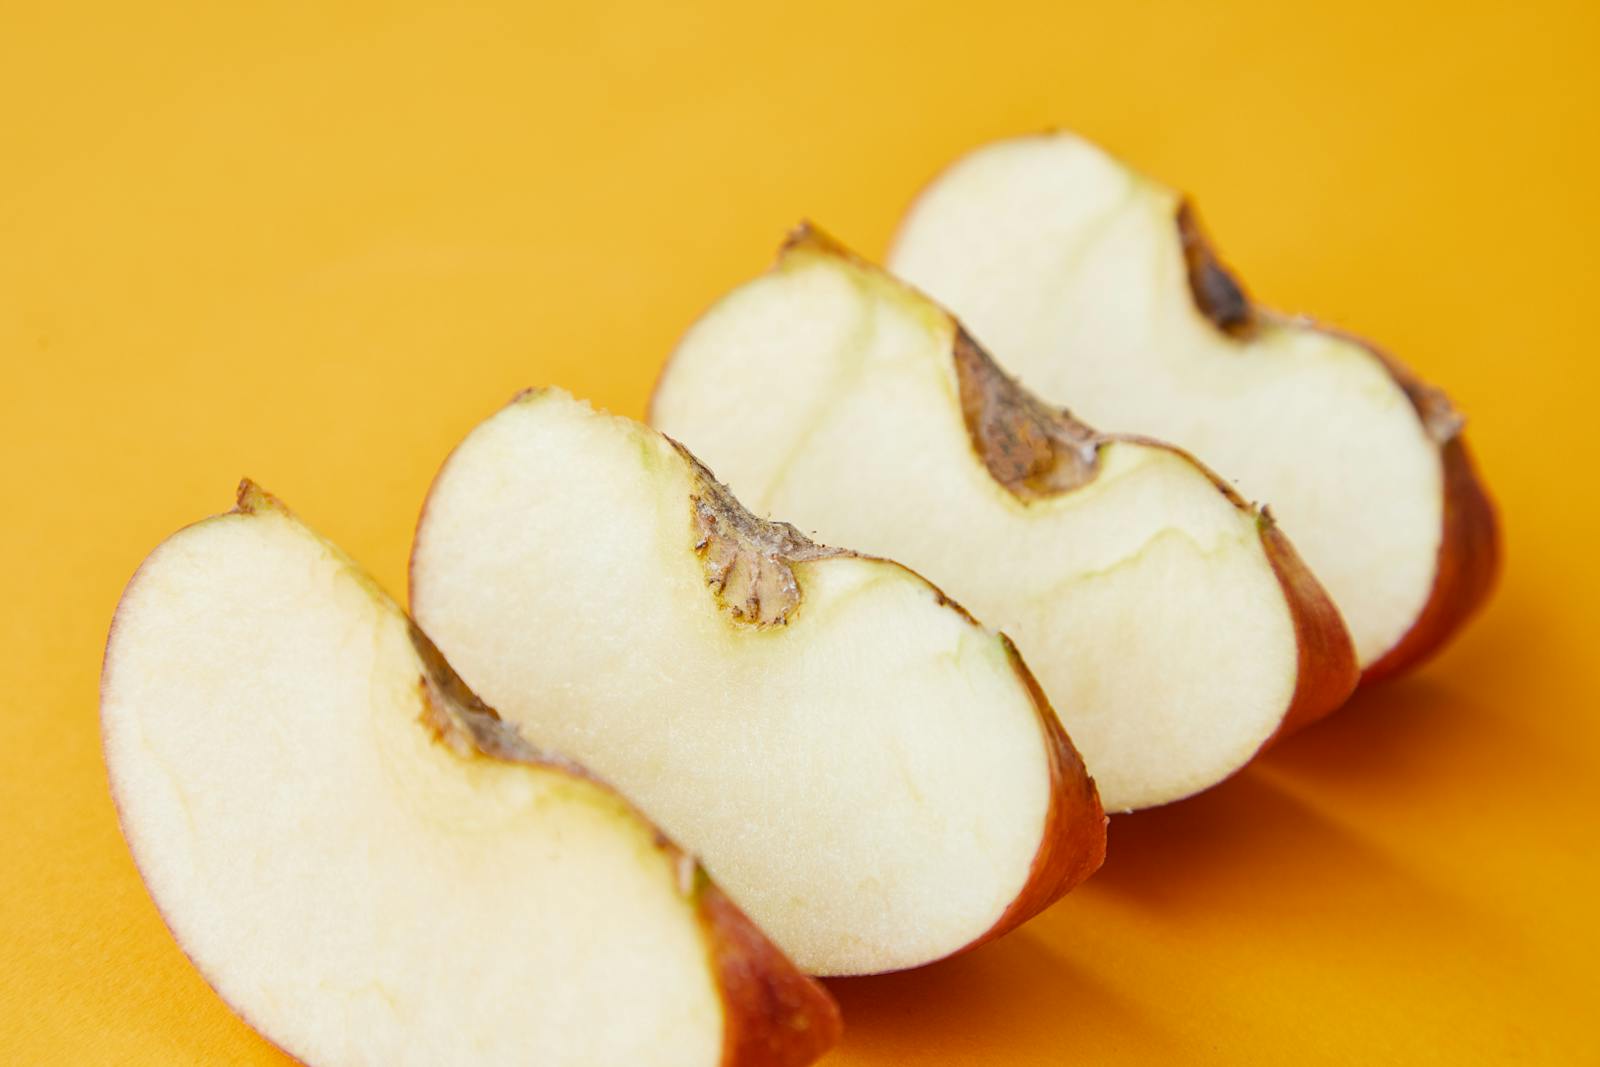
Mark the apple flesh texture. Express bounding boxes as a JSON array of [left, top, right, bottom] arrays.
[[651, 235, 1357, 812], [889, 132, 1499, 677], [101, 483, 839, 1067], [410, 390, 1104, 976]]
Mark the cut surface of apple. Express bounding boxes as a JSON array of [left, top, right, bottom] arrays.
[[409, 389, 1105, 976], [889, 131, 1500, 679], [101, 481, 840, 1067], [651, 228, 1358, 812]]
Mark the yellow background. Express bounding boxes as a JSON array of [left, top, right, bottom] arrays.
[[3, 2, 1595, 1062]]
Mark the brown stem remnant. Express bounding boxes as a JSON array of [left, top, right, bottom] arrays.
[[779, 223, 1107, 502], [409, 620, 587, 772], [1180, 202, 1468, 439], [1177, 201, 1255, 337], [784, 221, 1108, 503], [671, 442, 844, 628], [952, 326, 1104, 500]]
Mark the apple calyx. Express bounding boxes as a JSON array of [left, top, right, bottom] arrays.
[[953, 327, 1102, 501], [675, 443, 843, 627]]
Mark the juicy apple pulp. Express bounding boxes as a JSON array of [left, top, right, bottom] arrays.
[[889, 131, 1500, 679], [651, 227, 1358, 812], [101, 481, 839, 1067], [409, 390, 1106, 975]]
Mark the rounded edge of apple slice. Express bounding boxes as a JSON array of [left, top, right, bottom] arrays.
[[955, 329, 1362, 753], [102, 479, 842, 1067], [966, 633, 1107, 945], [772, 224, 1360, 754], [942, 282, 1360, 744], [887, 133, 1501, 683], [669, 434, 1110, 952], [1173, 204, 1503, 684], [410, 607, 844, 1066], [97, 529, 303, 1067], [412, 391, 1109, 964]]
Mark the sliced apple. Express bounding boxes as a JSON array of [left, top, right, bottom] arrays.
[[101, 481, 840, 1067], [650, 227, 1358, 812], [409, 389, 1105, 976], [888, 131, 1500, 679]]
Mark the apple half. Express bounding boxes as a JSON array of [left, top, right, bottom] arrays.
[[650, 227, 1359, 812], [101, 481, 840, 1067], [409, 389, 1106, 976], [889, 131, 1500, 680]]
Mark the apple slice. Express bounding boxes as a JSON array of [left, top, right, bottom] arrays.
[[409, 389, 1105, 976], [101, 481, 840, 1067], [650, 227, 1358, 812], [888, 131, 1500, 680]]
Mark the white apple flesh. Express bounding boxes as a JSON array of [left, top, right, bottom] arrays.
[[101, 481, 840, 1067], [889, 132, 1500, 679], [651, 228, 1358, 812], [409, 390, 1106, 976]]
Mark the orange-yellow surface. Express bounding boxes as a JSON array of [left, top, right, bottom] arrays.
[[2, 2, 1595, 1062]]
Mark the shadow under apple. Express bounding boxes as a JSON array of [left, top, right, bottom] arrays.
[[825, 926, 1173, 1064]]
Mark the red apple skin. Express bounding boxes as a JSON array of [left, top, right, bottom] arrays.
[[1142, 448, 1360, 741], [102, 483, 842, 1067], [1062, 439, 1361, 757], [696, 880, 844, 1066], [974, 637, 1108, 946], [1256, 515, 1365, 738], [820, 567, 1107, 970], [804, 563, 1107, 963], [1362, 435, 1499, 683], [775, 613, 1106, 977], [1308, 331, 1503, 685], [871, 588, 1106, 959]]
